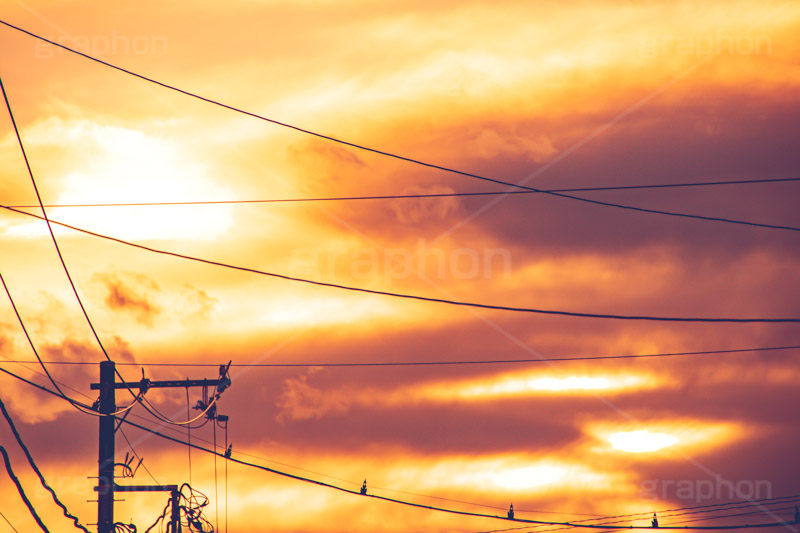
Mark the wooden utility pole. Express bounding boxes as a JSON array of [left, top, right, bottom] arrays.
[[97, 361, 116, 533], [92, 360, 231, 533]]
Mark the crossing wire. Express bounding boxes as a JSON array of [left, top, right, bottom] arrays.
[[2, 205, 799, 323], [114, 415, 800, 531], [2, 345, 798, 368], [1, 20, 799, 233], [6, 177, 800, 209], [0, 446, 51, 532], [1, 363, 798, 531], [0, 396, 91, 533]]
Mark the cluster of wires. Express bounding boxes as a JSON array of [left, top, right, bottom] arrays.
[[2, 15, 800, 533], [141, 484, 215, 533]]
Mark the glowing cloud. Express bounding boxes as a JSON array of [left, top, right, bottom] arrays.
[[608, 430, 678, 453]]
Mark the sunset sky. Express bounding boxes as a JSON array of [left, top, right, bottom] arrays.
[[1, 1, 799, 532]]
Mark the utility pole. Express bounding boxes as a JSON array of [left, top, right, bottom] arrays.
[[92, 360, 231, 533], [97, 360, 116, 533]]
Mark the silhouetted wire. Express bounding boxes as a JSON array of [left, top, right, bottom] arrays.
[[1, 366, 796, 531], [484, 495, 800, 533], [0, 509, 20, 533], [3, 75, 217, 429], [113, 416, 800, 530], [7, 178, 800, 208], [142, 499, 170, 533], [0, 355, 533, 514], [657, 498, 800, 523], [1, 20, 797, 233], [0, 445, 51, 532], [2, 206, 799, 324], [118, 427, 160, 485], [662, 506, 799, 526], [0, 271, 139, 417], [0, 396, 91, 533], [4, 345, 796, 367], [0, 76, 158, 417]]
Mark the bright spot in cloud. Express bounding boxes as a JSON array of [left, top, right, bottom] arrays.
[[491, 465, 567, 489], [7, 120, 234, 241], [608, 430, 678, 453], [425, 372, 653, 401]]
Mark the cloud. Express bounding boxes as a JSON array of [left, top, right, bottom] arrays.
[[93, 272, 161, 327], [276, 373, 351, 422], [390, 185, 462, 225], [179, 284, 218, 324]]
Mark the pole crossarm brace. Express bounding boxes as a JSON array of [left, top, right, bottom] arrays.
[[90, 379, 221, 390]]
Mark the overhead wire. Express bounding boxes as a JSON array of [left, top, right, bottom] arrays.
[[1, 320, 797, 523], [0, 271, 140, 417], [6, 177, 800, 209], [114, 415, 800, 530], [1, 365, 797, 532], [0, 75, 157, 419], [0, 349, 203, 491], [117, 427, 161, 485], [482, 495, 800, 533], [3, 73, 220, 429], [0, 446, 51, 532], [0, 396, 91, 533], [1, 23, 797, 527], [4, 344, 796, 368], [2, 206, 799, 324], [1, 20, 798, 234], [2, 355, 588, 521], [0, 509, 20, 533]]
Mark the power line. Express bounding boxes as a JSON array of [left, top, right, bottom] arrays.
[[1, 20, 798, 233], [487, 495, 800, 533], [0, 271, 141, 417], [0, 75, 156, 417], [1, 76, 219, 430], [115, 415, 800, 530], [1, 77, 110, 367], [2, 205, 799, 323], [0, 396, 91, 533], [118, 427, 161, 485], [2, 345, 798, 368], [2, 365, 797, 531], [0, 357, 598, 519], [0, 509, 20, 533], [7, 177, 800, 209], [0, 446, 51, 532]]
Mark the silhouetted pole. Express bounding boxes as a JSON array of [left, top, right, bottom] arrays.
[[98, 361, 116, 533], [170, 489, 181, 533]]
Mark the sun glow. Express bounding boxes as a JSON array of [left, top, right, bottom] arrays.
[[7, 120, 234, 241]]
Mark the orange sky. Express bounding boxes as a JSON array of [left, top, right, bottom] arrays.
[[1, 1, 800, 532]]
